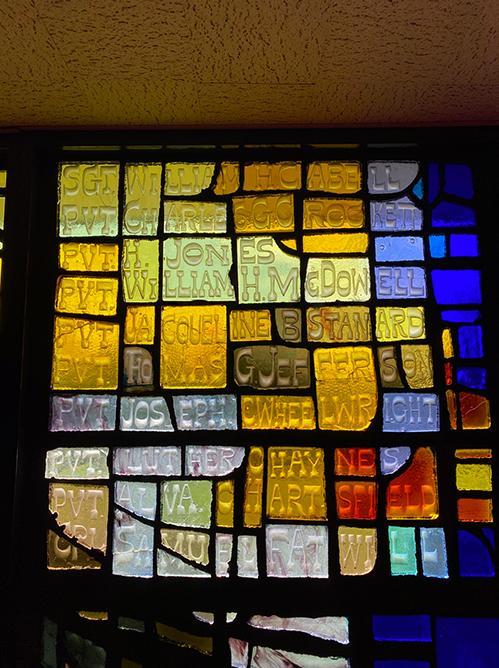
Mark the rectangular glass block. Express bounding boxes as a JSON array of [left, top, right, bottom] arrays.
[[161, 480, 212, 528], [185, 446, 245, 477], [302, 233, 368, 254], [120, 397, 173, 431], [370, 197, 422, 231], [432, 270, 482, 305], [123, 163, 161, 235], [113, 510, 153, 577], [173, 394, 237, 430], [388, 526, 417, 575], [233, 194, 294, 233], [241, 395, 316, 429], [234, 345, 310, 390], [307, 162, 361, 193], [49, 483, 108, 552], [230, 310, 272, 341], [243, 162, 301, 191], [238, 535, 258, 577], [372, 615, 431, 642], [375, 267, 426, 299], [456, 464, 492, 491], [458, 498, 493, 522], [305, 258, 370, 302], [45, 447, 109, 479], [266, 525, 328, 577], [338, 526, 377, 575], [441, 309, 480, 323], [304, 198, 364, 229], [420, 528, 448, 578], [164, 200, 226, 234], [307, 306, 371, 342], [375, 307, 425, 341], [55, 276, 118, 316], [429, 234, 446, 258], [449, 233, 479, 257], [50, 394, 117, 431], [383, 393, 439, 432], [122, 239, 159, 302], [457, 366, 486, 389], [375, 236, 424, 262], [59, 243, 119, 272], [124, 306, 155, 345], [113, 447, 181, 476]]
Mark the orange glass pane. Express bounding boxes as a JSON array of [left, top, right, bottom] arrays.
[[386, 447, 438, 520], [446, 390, 457, 430], [455, 449, 492, 460], [457, 498, 493, 523], [444, 362, 453, 385], [460, 392, 491, 430], [334, 448, 376, 477], [335, 481, 377, 520]]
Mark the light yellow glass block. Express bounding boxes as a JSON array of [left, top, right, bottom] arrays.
[[49, 483, 108, 552], [303, 233, 368, 254], [52, 317, 119, 390], [55, 276, 118, 316], [0, 169, 7, 187], [338, 527, 377, 575], [456, 464, 492, 491], [244, 447, 264, 527], [442, 328, 454, 358], [305, 257, 370, 302], [164, 163, 215, 195], [243, 162, 301, 191], [164, 200, 226, 234], [306, 162, 361, 193], [376, 306, 425, 341], [267, 447, 326, 521], [230, 309, 271, 341], [122, 239, 159, 302], [124, 306, 155, 345], [59, 243, 119, 272], [214, 162, 239, 195], [124, 163, 162, 235], [233, 194, 294, 233], [241, 396, 316, 430], [281, 238, 297, 250], [401, 344, 434, 389], [303, 198, 364, 229], [0, 196, 5, 230], [58, 163, 119, 237], [217, 480, 234, 528], [314, 346, 377, 430], [160, 305, 226, 389]]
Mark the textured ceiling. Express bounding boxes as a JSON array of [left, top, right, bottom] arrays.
[[0, 1, 498, 128]]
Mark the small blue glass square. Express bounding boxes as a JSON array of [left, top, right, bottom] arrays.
[[429, 235, 446, 258], [458, 325, 484, 359], [449, 234, 479, 257]]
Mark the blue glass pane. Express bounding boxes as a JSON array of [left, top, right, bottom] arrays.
[[375, 266, 426, 299], [458, 325, 484, 358], [412, 178, 423, 199], [458, 530, 495, 577], [432, 270, 481, 305], [449, 234, 479, 257], [444, 163, 473, 199], [432, 201, 476, 228], [373, 615, 432, 642], [428, 162, 440, 203], [483, 527, 495, 549], [441, 309, 480, 323], [429, 234, 446, 258], [375, 236, 424, 262], [375, 662, 429, 668], [457, 367, 486, 390], [436, 618, 499, 668]]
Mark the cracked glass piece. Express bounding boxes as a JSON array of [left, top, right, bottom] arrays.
[[338, 527, 377, 575], [386, 448, 438, 520], [47, 530, 101, 570], [238, 236, 300, 304], [303, 233, 368, 254], [401, 344, 433, 389], [120, 397, 173, 431], [305, 257, 370, 302], [368, 162, 418, 194], [238, 535, 258, 578], [266, 525, 328, 578], [163, 237, 235, 301], [307, 162, 361, 193], [377, 346, 403, 388], [244, 447, 264, 527], [375, 267, 426, 299], [375, 236, 424, 262], [420, 527, 448, 578], [234, 345, 310, 389], [164, 200, 226, 234], [248, 616, 349, 644], [115, 481, 156, 520], [230, 309, 272, 341], [123, 347, 153, 387], [233, 194, 294, 233], [267, 447, 326, 521], [51, 317, 119, 390], [241, 395, 316, 429], [58, 163, 119, 237], [244, 162, 301, 191], [112, 509, 153, 577], [113, 447, 180, 476], [50, 394, 116, 431], [250, 646, 349, 668], [458, 498, 493, 522], [370, 196, 422, 231], [59, 243, 119, 272], [160, 305, 227, 389], [157, 549, 210, 577], [335, 481, 377, 520], [276, 308, 301, 342], [432, 201, 476, 227], [213, 161, 239, 195], [460, 392, 491, 429], [217, 480, 234, 527], [122, 239, 159, 302], [380, 447, 411, 475], [335, 448, 376, 477], [185, 446, 245, 477], [174, 394, 237, 430], [303, 198, 364, 229], [216, 533, 233, 577], [45, 448, 109, 480], [389, 526, 418, 575], [49, 483, 108, 552], [123, 163, 162, 235], [164, 163, 215, 195], [383, 393, 439, 432], [456, 463, 492, 491], [124, 306, 155, 345], [161, 480, 212, 528], [229, 638, 249, 668], [314, 346, 377, 431], [432, 270, 481, 305], [160, 529, 210, 565]]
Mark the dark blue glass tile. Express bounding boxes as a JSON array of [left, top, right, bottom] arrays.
[[436, 618, 499, 667], [457, 367, 486, 389], [429, 234, 446, 258], [458, 325, 484, 358], [449, 234, 479, 257], [432, 201, 476, 228], [375, 663, 429, 668], [458, 530, 495, 577], [432, 270, 481, 305], [444, 164, 473, 199], [441, 309, 480, 323], [373, 615, 432, 642]]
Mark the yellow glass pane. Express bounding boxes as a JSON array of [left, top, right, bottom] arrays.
[[306, 162, 361, 193], [164, 201, 226, 234], [243, 162, 301, 191], [55, 276, 118, 316], [0, 196, 5, 230], [52, 317, 119, 390], [230, 309, 271, 341], [0, 169, 7, 187], [281, 238, 297, 250], [455, 448, 492, 460], [303, 233, 368, 254], [217, 480, 234, 528], [307, 306, 371, 343], [442, 328, 454, 358], [456, 463, 492, 491], [49, 483, 108, 552], [122, 239, 159, 302], [401, 344, 433, 389], [233, 194, 294, 233], [214, 162, 239, 195], [241, 395, 316, 430], [375, 306, 425, 341], [303, 199, 364, 229], [124, 163, 162, 235], [47, 530, 101, 570], [59, 243, 119, 272], [164, 163, 215, 195], [160, 305, 226, 389], [244, 447, 264, 527], [338, 527, 377, 575], [305, 257, 370, 302], [314, 346, 377, 430], [267, 447, 326, 521], [124, 306, 155, 345], [58, 163, 119, 237]]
